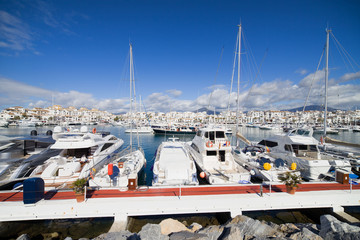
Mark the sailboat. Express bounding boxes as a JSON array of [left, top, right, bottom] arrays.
[[187, 25, 251, 185], [89, 44, 146, 189], [254, 29, 357, 181]]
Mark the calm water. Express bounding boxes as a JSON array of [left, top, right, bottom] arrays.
[[1, 125, 360, 186]]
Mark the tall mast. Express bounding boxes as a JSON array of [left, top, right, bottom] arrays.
[[129, 43, 133, 149], [236, 24, 242, 146], [324, 29, 330, 136]]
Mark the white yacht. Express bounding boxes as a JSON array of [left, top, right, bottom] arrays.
[[89, 146, 146, 189], [152, 137, 198, 186], [29, 126, 124, 188], [257, 129, 352, 180], [125, 126, 153, 134], [233, 145, 300, 182], [187, 126, 251, 184]]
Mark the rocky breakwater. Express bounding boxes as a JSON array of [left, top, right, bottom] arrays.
[[16, 214, 360, 240]]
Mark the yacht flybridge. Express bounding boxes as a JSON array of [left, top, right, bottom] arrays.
[[187, 126, 251, 184], [29, 126, 124, 188]]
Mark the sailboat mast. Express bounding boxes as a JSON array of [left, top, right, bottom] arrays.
[[236, 24, 242, 146], [129, 43, 133, 149], [324, 29, 330, 136]]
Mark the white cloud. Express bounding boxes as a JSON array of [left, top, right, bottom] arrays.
[[339, 71, 360, 83], [1, 73, 359, 113], [0, 10, 33, 52], [296, 68, 308, 75], [166, 89, 182, 97]]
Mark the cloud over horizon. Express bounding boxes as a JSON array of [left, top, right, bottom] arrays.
[[1, 69, 359, 113]]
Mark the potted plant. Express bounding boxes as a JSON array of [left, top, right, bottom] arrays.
[[278, 171, 302, 194], [71, 178, 87, 202]]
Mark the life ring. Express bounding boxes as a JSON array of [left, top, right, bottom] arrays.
[[92, 128, 96, 134], [225, 141, 230, 147], [206, 141, 213, 148]]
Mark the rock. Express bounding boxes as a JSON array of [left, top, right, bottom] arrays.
[[16, 234, 31, 240], [138, 224, 169, 240], [169, 231, 208, 240], [188, 222, 202, 232], [197, 225, 225, 240], [42, 232, 59, 239], [289, 227, 323, 240], [93, 230, 138, 240], [223, 215, 278, 239], [159, 218, 190, 235], [320, 214, 360, 239]]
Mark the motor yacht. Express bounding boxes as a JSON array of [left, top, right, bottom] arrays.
[[257, 129, 352, 180], [233, 145, 300, 182], [28, 126, 124, 188], [187, 126, 251, 184], [152, 137, 198, 186]]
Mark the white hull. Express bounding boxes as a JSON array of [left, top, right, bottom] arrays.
[[152, 139, 198, 186]]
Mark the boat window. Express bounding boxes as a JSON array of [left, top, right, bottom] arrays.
[[298, 145, 308, 150], [219, 150, 225, 162], [109, 136, 118, 141], [191, 143, 200, 153], [209, 131, 215, 141], [258, 140, 278, 147], [309, 145, 318, 151], [100, 143, 113, 152], [206, 150, 217, 156], [216, 131, 225, 139], [67, 148, 90, 158], [205, 132, 208, 138], [284, 144, 292, 152]]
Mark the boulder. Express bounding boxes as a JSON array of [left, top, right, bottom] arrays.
[[16, 234, 31, 240], [289, 227, 323, 240], [138, 224, 169, 240], [197, 225, 225, 240], [320, 214, 360, 240], [159, 218, 190, 235], [188, 222, 202, 232], [223, 215, 277, 238], [93, 230, 138, 240], [169, 231, 208, 240]]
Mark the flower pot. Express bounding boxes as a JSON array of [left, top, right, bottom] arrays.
[[286, 185, 296, 194], [75, 192, 85, 202]]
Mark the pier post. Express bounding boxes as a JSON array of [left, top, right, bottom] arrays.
[[332, 206, 360, 224], [230, 209, 242, 218], [109, 214, 128, 232]]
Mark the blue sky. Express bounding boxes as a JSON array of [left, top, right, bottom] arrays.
[[1, 0, 359, 113]]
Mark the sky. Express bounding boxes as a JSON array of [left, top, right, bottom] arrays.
[[0, 0, 360, 114]]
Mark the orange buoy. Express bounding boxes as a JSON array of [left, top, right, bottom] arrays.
[[290, 162, 297, 170], [206, 141, 213, 148], [108, 163, 113, 175], [92, 128, 96, 134], [200, 172, 206, 178]]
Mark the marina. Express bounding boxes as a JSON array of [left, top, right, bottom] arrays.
[[1, 125, 360, 230]]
